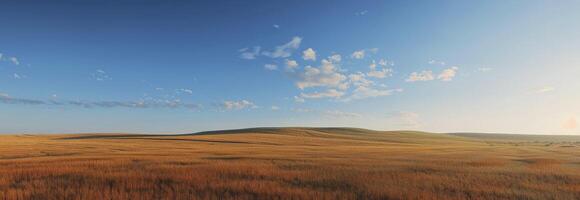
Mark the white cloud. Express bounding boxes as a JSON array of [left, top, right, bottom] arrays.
[[355, 10, 368, 16], [262, 36, 302, 58], [9, 57, 19, 65], [176, 88, 193, 95], [273, 24, 280, 29], [407, 66, 458, 82], [0, 53, 3, 60], [0, 93, 201, 110], [406, 70, 434, 82], [367, 60, 393, 78], [328, 54, 342, 63], [345, 86, 402, 101], [378, 59, 394, 67], [563, 116, 577, 130], [285, 59, 299, 71], [264, 64, 278, 70], [92, 69, 112, 81], [351, 50, 365, 59], [302, 48, 316, 61], [219, 100, 257, 110], [348, 72, 373, 87], [437, 66, 459, 81], [324, 110, 362, 118], [533, 86, 555, 94], [294, 96, 305, 103], [295, 60, 347, 90], [13, 73, 25, 79], [428, 59, 446, 66], [239, 46, 261, 60], [292, 108, 312, 113], [271, 106, 280, 110], [300, 89, 344, 99]]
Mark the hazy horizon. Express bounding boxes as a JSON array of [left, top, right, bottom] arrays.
[[1, 0, 579, 134]]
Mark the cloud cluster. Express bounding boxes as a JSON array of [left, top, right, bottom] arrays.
[[294, 59, 347, 90], [406, 66, 459, 82], [239, 37, 408, 103], [292, 56, 400, 102], [406, 70, 434, 82], [367, 59, 394, 78]]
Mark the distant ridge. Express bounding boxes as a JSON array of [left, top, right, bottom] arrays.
[[449, 132, 580, 142]]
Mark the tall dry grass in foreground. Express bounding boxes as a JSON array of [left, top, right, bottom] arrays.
[[0, 128, 579, 199]]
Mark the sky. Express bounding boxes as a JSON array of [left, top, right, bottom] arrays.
[[1, 0, 579, 134]]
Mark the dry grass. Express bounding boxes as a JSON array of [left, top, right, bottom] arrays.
[[0, 128, 579, 200]]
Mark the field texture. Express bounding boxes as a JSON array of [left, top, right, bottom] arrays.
[[0, 128, 579, 200]]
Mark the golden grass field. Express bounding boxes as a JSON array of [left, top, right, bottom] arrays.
[[0, 128, 579, 200]]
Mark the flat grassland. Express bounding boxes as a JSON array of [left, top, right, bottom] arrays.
[[0, 128, 579, 199]]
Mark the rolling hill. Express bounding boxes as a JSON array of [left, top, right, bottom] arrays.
[[0, 127, 579, 199]]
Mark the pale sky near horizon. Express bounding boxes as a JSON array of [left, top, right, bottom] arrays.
[[1, 0, 579, 134]]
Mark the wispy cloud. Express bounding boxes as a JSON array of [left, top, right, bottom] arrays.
[[532, 86, 555, 94], [9, 57, 20, 65], [406, 66, 459, 82], [300, 89, 344, 99], [264, 64, 278, 70], [406, 70, 434, 82], [218, 100, 257, 110], [176, 88, 193, 95], [0, 93, 45, 105], [428, 59, 446, 66], [262, 37, 302, 58], [355, 10, 368, 16], [13, 73, 26, 79], [324, 110, 362, 118], [0, 93, 201, 110], [437, 66, 459, 81], [239, 46, 261, 60], [344, 86, 402, 101], [273, 24, 280, 29], [92, 69, 112, 81]]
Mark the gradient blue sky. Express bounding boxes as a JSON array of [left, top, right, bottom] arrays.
[[1, 0, 579, 134]]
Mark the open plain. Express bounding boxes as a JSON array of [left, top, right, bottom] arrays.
[[1, 128, 579, 200]]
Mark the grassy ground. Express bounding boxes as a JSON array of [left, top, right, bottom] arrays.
[[0, 128, 579, 199]]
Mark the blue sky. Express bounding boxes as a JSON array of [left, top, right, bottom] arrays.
[[1, 0, 579, 134]]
